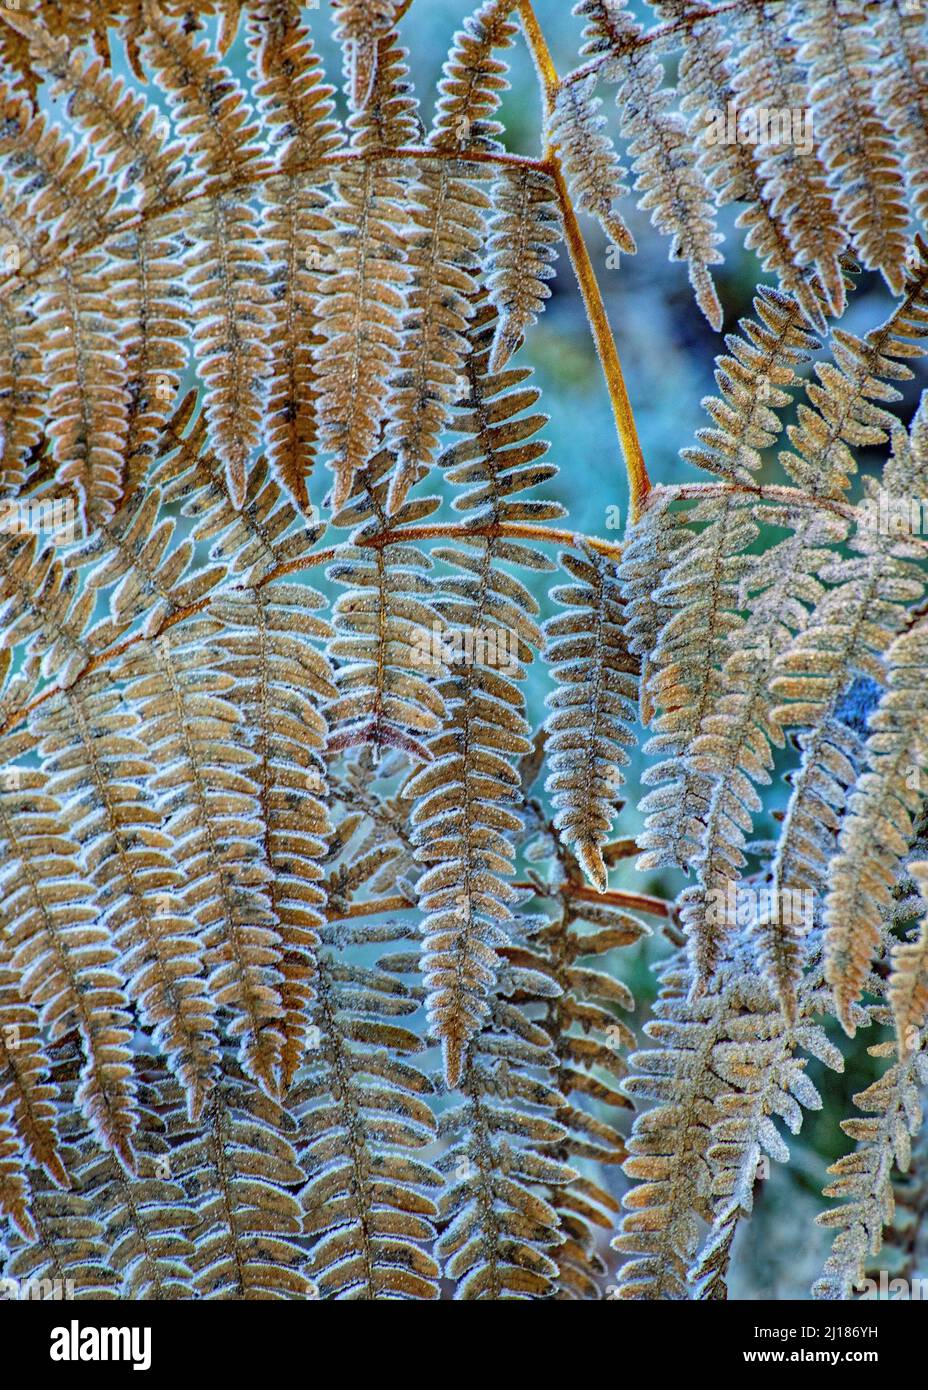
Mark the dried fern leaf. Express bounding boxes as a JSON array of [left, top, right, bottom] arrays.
[[613, 951, 733, 1299], [588, 2, 723, 327], [0, 528, 112, 689], [64, 1073, 198, 1299], [326, 451, 448, 762], [824, 617, 928, 1034], [543, 549, 637, 892], [789, 0, 909, 295], [780, 239, 928, 500], [139, 7, 273, 508], [0, 93, 131, 526], [660, 0, 829, 330], [0, 964, 68, 1193], [383, 157, 487, 512], [728, 0, 849, 317], [316, 140, 411, 510], [115, 620, 287, 1096], [212, 583, 336, 1090], [0, 293, 43, 493], [436, 984, 574, 1299], [682, 284, 820, 485], [332, 0, 396, 112], [547, 75, 635, 257], [32, 671, 221, 1123], [485, 167, 561, 372], [814, 1027, 928, 1300], [171, 1058, 312, 1299], [533, 897, 646, 1297], [0, 769, 138, 1167], [871, 0, 928, 235], [249, 3, 342, 513], [152, 399, 324, 586], [408, 302, 561, 1084], [431, 0, 518, 155], [768, 407, 928, 1014], [0, 1059, 120, 1298], [294, 923, 442, 1299]]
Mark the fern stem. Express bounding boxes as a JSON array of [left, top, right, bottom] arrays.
[[327, 895, 412, 921], [517, 0, 651, 523], [515, 880, 671, 919]]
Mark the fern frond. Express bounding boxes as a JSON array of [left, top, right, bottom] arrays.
[[171, 1057, 312, 1299], [212, 583, 336, 1090], [435, 982, 574, 1299], [547, 76, 635, 257], [767, 408, 928, 1014], [814, 1027, 928, 1300], [780, 237, 928, 499], [588, 2, 723, 328], [0, 963, 68, 1192], [0, 94, 130, 524], [152, 396, 324, 586], [431, 0, 518, 156], [871, 0, 928, 234], [543, 548, 637, 892], [789, 0, 909, 295], [408, 302, 560, 1084], [824, 617, 928, 1034], [689, 944, 844, 1299], [325, 451, 448, 762], [728, 0, 849, 317], [485, 167, 562, 373], [681, 284, 820, 484], [32, 670, 221, 1123], [139, 6, 272, 508], [534, 895, 646, 1298], [115, 619, 286, 1096], [0, 769, 138, 1166], [248, 4, 341, 512], [332, 0, 396, 113], [315, 130, 411, 511], [295, 920, 443, 1299]]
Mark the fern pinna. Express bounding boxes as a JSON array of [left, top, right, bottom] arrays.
[[0, 0, 927, 1307]]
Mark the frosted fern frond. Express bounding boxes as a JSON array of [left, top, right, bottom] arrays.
[[408, 301, 561, 1085], [727, 0, 848, 317], [779, 241, 928, 498], [435, 981, 574, 1300], [547, 76, 635, 256], [543, 548, 637, 892], [325, 451, 448, 764], [891, 861, 928, 1063], [814, 1023, 928, 1301], [588, 1, 723, 327], [332, 0, 396, 112], [486, 167, 562, 373], [294, 921, 443, 1300], [788, 0, 909, 295], [824, 617, 928, 1035]]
